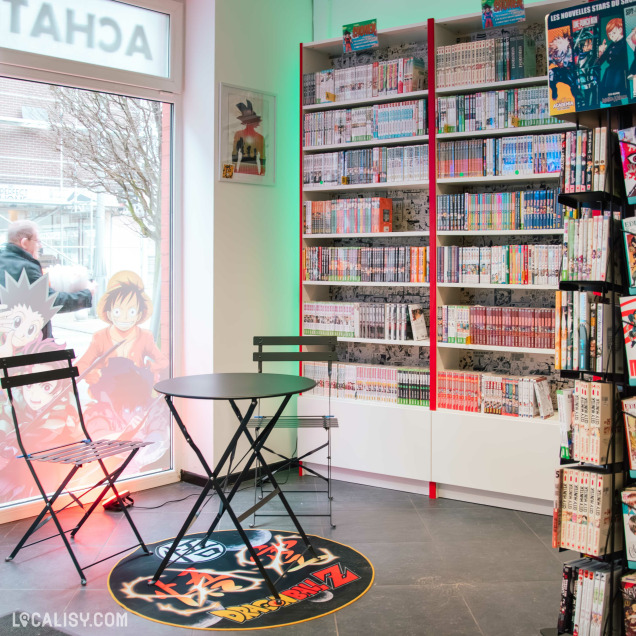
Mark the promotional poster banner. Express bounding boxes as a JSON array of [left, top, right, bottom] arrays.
[[481, 0, 526, 29], [547, 0, 636, 116], [342, 20, 379, 53]]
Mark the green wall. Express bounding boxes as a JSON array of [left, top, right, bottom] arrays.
[[313, 0, 550, 40]]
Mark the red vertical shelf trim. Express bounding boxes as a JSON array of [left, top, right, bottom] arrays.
[[427, 18, 437, 412], [299, 42, 304, 378]]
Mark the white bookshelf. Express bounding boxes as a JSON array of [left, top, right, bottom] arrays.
[[435, 75, 550, 96], [304, 231, 430, 239], [304, 180, 429, 192], [437, 229, 562, 237], [437, 173, 560, 185], [338, 337, 431, 347], [437, 122, 574, 140], [303, 281, 431, 287], [299, 0, 571, 510], [303, 89, 429, 112], [436, 282, 558, 290], [437, 342, 554, 355], [304, 134, 429, 152]]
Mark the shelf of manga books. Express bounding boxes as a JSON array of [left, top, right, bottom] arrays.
[[429, 1, 574, 504], [543, 0, 636, 632], [300, 21, 434, 484]]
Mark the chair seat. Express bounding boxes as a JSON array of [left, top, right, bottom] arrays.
[[247, 415, 338, 429], [25, 439, 152, 465]]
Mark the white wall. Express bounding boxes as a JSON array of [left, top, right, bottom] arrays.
[[180, 0, 313, 475], [313, 0, 552, 40]]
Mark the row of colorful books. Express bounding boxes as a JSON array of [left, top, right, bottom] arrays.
[[303, 197, 393, 235], [560, 213, 612, 282], [303, 245, 431, 283], [554, 292, 618, 373], [552, 467, 621, 556], [437, 305, 555, 350], [436, 244, 561, 286], [437, 370, 553, 418], [435, 32, 537, 88], [436, 188, 563, 231], [303, 361, 430, 406], [436, 86, 559, 133], [557, 381, 619, 465], [437, 133, 562, 178], [560, 128, 607, 194], [303, 145, 428, 187], [557, 558, 622, 636], [302, 57, 427, 105], [302, 301, 428, 341], [303, 100, 427, 147]]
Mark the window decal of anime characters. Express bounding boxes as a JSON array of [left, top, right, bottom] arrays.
[[0, 338, 79, 502], [76, 270, 170, 474], [0, 271, 60, 358], [76, 271, 168, 389], [82, 357, 171, 475]]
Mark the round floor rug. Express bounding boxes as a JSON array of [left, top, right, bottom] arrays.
[[108, 529, 374, 630]]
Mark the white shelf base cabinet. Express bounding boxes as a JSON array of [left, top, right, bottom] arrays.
[[297, 395, 432, 482], [431, 410, 560, 502], [296, 396, 559, 513]]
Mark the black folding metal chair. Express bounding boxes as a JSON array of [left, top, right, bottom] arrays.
[[0, 349, 152, 585], [249, 336, 339, 528]]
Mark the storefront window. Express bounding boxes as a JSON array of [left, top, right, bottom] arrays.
[[0, 76, 172, 505]]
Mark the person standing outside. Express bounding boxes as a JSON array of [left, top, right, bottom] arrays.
[[0, 220, 96, 340]]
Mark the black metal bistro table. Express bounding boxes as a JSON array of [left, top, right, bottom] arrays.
[[152, 372, 317, 599]]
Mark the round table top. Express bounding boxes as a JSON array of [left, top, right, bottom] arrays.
[[154, 372, 316, 401]]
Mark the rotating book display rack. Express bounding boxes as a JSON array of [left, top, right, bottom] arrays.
[[541, 0, 636, 630]]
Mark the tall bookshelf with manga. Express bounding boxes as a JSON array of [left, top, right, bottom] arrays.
[[542, 0, 636, 633], [430, 1, 573, 504], [299, 22, 435, 486]]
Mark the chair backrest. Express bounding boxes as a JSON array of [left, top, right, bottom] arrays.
[[0, 349, 88, 458], [252, 336, 338, 374]]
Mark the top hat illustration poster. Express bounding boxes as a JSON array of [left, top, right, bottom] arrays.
[[218, 83, 276, 185]]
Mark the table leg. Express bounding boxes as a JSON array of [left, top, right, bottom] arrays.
[[240, 420, 318, 558], [200, 395, 292, 541]]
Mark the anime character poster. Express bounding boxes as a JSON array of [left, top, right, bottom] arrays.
[[572, 16, 600, 111], [481, 0, 525, 29], [598, 11, 629, 106], [548, 25, 577, 115], [547, 0, 636, 114], [218, 84, 276, 186]]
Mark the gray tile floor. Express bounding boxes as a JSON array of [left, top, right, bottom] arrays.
[[0, 474, 569, 635]]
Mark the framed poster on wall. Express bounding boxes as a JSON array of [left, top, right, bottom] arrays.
[[218, 83, 276, 185]]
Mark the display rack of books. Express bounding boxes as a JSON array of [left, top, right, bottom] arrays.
[[299, 22, 435, 486], [540, 0, 636, 630], [430, 2, 573, 504]]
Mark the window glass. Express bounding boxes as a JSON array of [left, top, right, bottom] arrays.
[[0, 77, 172, 506]]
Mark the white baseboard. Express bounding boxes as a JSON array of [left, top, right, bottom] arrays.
[[436, 483, 552, 515], [304, 463, 430, 495], [0, 469, 180, 526], [303, 462, 552, 515]]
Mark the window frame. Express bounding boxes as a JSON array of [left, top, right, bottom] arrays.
[[0, 0, 184, 94], [0, 0, 182, 512]]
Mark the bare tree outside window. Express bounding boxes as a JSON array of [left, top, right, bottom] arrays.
[[45, 87, 164, 337]]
